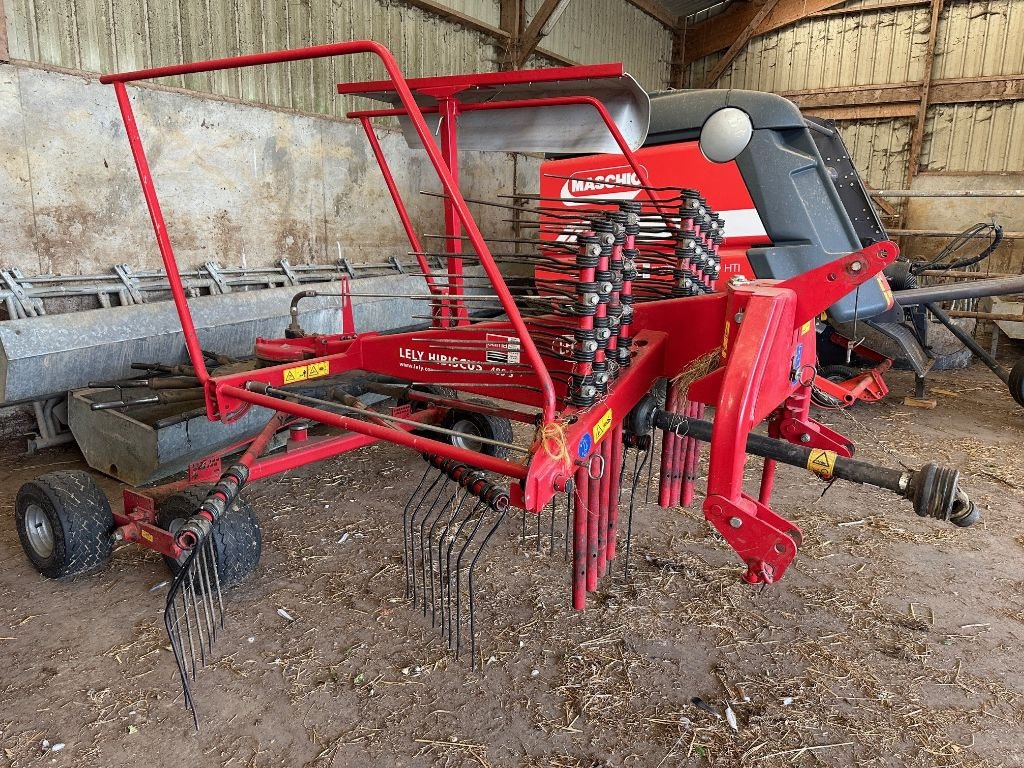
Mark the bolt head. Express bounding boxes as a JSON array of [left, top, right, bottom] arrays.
[[729, 516, 743, 528], [848, 260, 864, 273], [799, 433, 811, 443]]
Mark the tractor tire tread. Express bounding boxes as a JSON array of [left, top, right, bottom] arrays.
[[15, 470, 114, 579]]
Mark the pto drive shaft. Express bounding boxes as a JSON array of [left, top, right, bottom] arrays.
[[651, 410, 979, 527]]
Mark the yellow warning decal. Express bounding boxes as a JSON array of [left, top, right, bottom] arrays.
[[807, 448, 837, 479], [140, 529, 154, 542], [801, 321, 812, 335], [592, 409, 613, 443], [284, 360, 330, 384]]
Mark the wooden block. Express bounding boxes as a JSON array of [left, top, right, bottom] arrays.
[[903, 397, 937, 409]]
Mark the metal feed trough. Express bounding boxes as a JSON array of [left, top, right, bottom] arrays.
[[12, 41, 979, 729]]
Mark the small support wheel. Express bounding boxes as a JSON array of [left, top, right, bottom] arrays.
[[1008, 359, 1024, 408], [442, 403, 514, 460], [156, 489, 262, 590], [15, 470, 114, 579]]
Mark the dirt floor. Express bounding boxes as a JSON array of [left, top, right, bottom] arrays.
[[1, 359, 1023, 768]]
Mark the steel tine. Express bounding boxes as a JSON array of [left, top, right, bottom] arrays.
[[468, 507, 509, 670], [564, 490, 571, 562], [437, 491, 471, 637], [196, 540, 216, 645], [454, 503, 492, 658], [188, 566, 208, 667], [195, 542, 217, 650], [521, 507, 526, 544], [428, 489, 463, 628], [408, 470, 446, 602], [166, 595, 190, 694], [420, 479, 452, 613], [209, 536, 225, 630], [444, 500, 485, 646], [536, 504, 542, 552], [402, 465, 433, 598], [549, 499, 556, 553], [624, 444, 650, 578], [412, 473, 448, 607], [180, 582, 199, 679]]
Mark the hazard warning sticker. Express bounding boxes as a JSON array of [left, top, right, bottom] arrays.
[[592, 409, 613, 443], [283, 360, 330, 384], [807, 448, 837, 479]]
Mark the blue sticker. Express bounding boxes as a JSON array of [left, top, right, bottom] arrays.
[[791, 343, 804, 384], [578, 433, 593, 459]]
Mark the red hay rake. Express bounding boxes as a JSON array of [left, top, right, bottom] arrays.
[[25, 42, 975, 726]]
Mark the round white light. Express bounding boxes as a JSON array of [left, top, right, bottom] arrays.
[[699, 107, 753, 163]]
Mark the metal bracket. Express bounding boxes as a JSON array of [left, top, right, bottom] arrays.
[[389, 255, 405, 274], [113, 264, 146, 304], [203, 261, 231, 294], [1, 268, 44, 318], [279, 258, 300, 286]]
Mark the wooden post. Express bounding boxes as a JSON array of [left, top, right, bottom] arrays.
[[701, 0, 782, 88], [499, 0, 523, 70], [669, 18, 686, 89], [905, 0, 943, 187]]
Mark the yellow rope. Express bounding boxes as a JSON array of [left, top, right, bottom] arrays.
[[536, 421, 570, 466]]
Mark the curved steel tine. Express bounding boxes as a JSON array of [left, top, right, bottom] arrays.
[[564, 489, 571, 562], [403, 465, 435, 598], [409, 472, 447, 606], [195, 541, 217, 650], [420, 478, 453, 612], [164, 545, 202, 729], [454, 504, 492, 658], [624, 444, 651, 578], [444, 500, 485, 647], [180, 581, 199, 679], [436, 490, 470, 637], [468, 507, 509, 670], [209, 536, 225, 631], [428, 489, 465, 627], [188, 565, 207, 667]]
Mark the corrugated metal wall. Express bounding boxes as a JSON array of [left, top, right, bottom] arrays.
[[3, 0, 673, 115], [686, 0, 1024, 178], [524, 0, 673, 89], [3, 0, 506, 117]]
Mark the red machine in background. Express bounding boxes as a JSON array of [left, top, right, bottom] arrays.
[[12, 44, 977, 727]]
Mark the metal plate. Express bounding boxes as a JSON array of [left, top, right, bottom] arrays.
[[361, 75, 650, 154]]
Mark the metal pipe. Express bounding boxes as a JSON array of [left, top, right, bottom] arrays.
[[891, 229, 1024, 239], [895, 275, 1024, 306], [925, 303, 1010, 383], [874, 190, 1024, 198], [945, 309, 1024, 322]]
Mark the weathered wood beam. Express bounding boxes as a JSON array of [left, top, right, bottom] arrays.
[[780, 74, 1024, 112], [398, 0, 574, 67], [686, 0, 849, 66], [499, 0, 523, 70], [802, 103, 918, 120], [905, 0, 943, 186], [702, 0, 783, 87], [669, 20, 686, 88], [516, 0, 572, 68], [625, 0, 678, 27], [400, 0, 510, 40], [809, 0, 930, 18]]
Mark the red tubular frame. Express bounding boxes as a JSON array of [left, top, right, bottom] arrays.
[[100, 42, 557, 422], [101, 42, 902, 598]]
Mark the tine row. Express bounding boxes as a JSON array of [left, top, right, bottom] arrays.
[[163, 533, 225, 731]]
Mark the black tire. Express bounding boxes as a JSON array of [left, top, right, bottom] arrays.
[[1009, 359, 1024, 408], [810, 365, 861, 409], [441, 402, 515, 460], [156, 489, 262, 590], [15, 470, 114, 579]]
